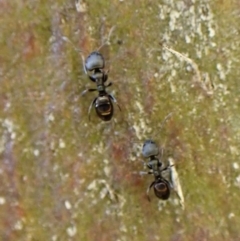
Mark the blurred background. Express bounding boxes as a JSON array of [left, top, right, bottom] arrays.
[[0, 0, 240, 240]]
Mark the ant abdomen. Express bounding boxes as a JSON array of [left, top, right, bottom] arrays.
[[95, 96, 113, 121], [154, 179, 171, 200]]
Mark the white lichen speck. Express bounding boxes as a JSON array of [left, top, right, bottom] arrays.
[[59, 139, 66, 149], [33, 149, 40, 157], [67, 225, 77, 237], [47, 113, 55, 122], [13, 220, 23, 230], [64, 200, 72, 210], [0, 197, 6, 205], [233, 162, 239, 170]]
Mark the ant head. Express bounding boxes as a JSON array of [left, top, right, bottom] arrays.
[[142, 139, 159, 158], [85, 52, 105, 72]]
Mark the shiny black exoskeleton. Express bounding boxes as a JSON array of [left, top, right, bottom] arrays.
[[82, 51, 120, 121], [141, 140, 173, 201]]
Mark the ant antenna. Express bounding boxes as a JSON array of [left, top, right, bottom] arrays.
[[62, 25, 116, 74], [148, 112, 174, 141], [159, 112, 174, 132], [146, 112, 174, 157], [62, 36, 87, 74], [96, 26, 116, 51]]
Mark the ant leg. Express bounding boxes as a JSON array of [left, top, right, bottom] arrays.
[[161, 164, 174, 172], [89, 76, 97, 82], [109, 94, 121, 111], [88, 98, 97, 121], [132, 170, 152, 175], [81, 89, 88, 96], [81, 88, 97, 96], [146, 181, 155, 202], [139, 171, 153, 175], [105, 82, 112, 88]]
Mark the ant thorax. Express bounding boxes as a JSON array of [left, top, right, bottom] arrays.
[[96, 84, 105, 92], [91, 71, 104, 80], [147, 156, 162, 174]]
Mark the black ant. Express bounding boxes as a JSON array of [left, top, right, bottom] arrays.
[[141, 139, 173, 201], [82, 51, 121, 121], [135, 113, 184, 206]]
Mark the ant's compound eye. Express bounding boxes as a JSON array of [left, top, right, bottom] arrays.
[[85, 52, 105, 71]]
